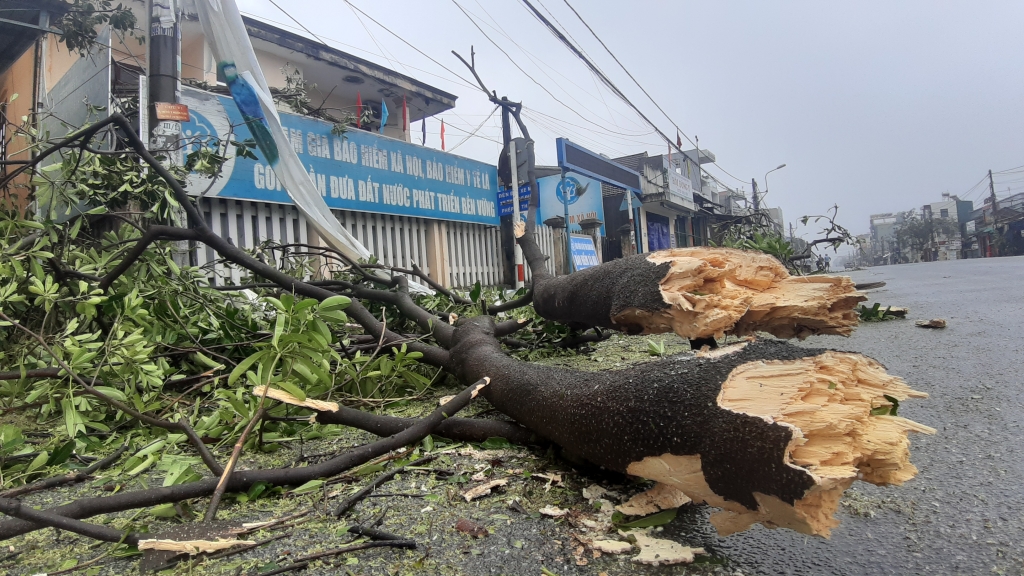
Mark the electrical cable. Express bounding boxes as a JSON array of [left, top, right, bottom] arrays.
[[265, 0, 329, 46], [518, 0, 751, 190], [449, 0, 649, 141], [447, 105, 500, 151]]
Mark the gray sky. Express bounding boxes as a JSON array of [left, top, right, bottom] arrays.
[[238, 0, 1024, 239]]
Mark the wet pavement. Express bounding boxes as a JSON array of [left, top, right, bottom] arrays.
[[701, 256, 1024, 575]]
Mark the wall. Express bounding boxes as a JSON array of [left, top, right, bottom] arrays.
[[0, 45, 38, 210]]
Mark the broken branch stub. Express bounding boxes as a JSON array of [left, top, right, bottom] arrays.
[[529, 247, 865, 340], [454, 332, 932, 538]]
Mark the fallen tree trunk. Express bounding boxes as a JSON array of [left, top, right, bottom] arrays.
[[450, 320, 932, 537], [517, 222, 864, 340]]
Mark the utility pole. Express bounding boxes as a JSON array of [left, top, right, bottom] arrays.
[[499, 100, 515, 287], [988, 169, 998, 216], [148, 0, 187, 263], [789, 222, 795, 242], [751, 178, 760, 212], [147, 0, 182, 155]]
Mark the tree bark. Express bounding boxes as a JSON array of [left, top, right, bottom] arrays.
[[448, 318, 933, 537], [517, 223, 864, 340]]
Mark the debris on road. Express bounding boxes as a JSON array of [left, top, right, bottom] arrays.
[[539, 505, 569, 517], [616, 483, 691, 516], [461, 478, 508, 501], [915, 318, 947, 328], [454, 518, 489, 538], [590, 539, 633, 554], [629, 528, 706, 566]]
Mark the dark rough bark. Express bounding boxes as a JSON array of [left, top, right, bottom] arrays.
[[449, 318, 815, 509], [529, 253, 672, 333], [444, 315, 931, 537]]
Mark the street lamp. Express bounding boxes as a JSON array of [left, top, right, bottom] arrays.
[[762, 163, 787, 204]]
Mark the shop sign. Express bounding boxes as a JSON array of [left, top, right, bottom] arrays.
[[663, 156, 695, 210], [180, 87, 499, 225]]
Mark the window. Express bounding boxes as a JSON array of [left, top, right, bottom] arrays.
[[940, 208, 949, 218]]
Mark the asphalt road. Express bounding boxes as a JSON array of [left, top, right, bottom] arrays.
[[699, 256, 1024, 575]]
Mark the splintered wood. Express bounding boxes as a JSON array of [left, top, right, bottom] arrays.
[[627, 352, 934, 538], [612, 248, 865, 339]]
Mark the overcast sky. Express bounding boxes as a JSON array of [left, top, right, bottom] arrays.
[[238, 0, 1024, 239]]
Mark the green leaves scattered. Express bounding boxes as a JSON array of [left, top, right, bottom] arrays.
[[857, 303, 902, 322], [614, 507, 678, 528]]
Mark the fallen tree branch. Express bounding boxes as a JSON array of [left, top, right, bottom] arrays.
[[486, 289, 533, 314], [333, 454, 436, 517], [0, 497, 138, 546], [0, 378, 490, 541], [311, 405, 535, 445]]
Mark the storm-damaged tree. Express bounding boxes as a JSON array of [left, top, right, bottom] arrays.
[[0, 101, 933, 563]]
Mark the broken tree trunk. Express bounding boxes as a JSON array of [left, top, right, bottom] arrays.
[[516, 222, 864, 339], [449, 321, 933, 537]]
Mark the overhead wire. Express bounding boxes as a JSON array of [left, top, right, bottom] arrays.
[[473, 0, 649, 135], [448, 0, 648, 151], [447, 105, 500, 151], [555, 0, 750, 186]]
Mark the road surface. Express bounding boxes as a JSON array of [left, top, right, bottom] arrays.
[[694, 256, 1024, 575]]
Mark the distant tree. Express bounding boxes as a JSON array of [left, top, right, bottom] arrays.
[[895, 216, 959, 260]]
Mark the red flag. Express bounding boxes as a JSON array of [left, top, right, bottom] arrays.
[[402, 95, 409, 140], [355, 92, 363, 128], [441, 120, 446, 151], [676, 132, 682, 148]]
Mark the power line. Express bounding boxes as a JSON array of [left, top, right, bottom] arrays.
[[448, 105, 500, 151], [265, 0, 329, 46], [339, 1, 479, 89], [448, 0, 646, 148], [519, 0, 751, 191], [556, 0, 749, 185]]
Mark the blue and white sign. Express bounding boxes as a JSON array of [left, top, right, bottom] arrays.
[[497, 184, 530, 217], [570, 234, 599, 270], [537, 173, 604, 234], [180, 87, 499, 226]]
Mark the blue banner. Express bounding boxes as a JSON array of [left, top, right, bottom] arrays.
[[570, 234, 599, 270], [180, 88, 499, 226]]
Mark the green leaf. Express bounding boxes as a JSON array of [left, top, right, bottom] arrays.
[[617, 507, 678, 528], [290, 479, 324, 495], [274, 380, 306, 403], [480, 437, 512, 450], [46, 440, 76, 466], [320, 295, 351, 312], [470, 281, 482, 303], [150, 503, 179, 518], [193, 352, 223, 371], [229, 350, 268, 386], [92, 386, 126, 402], [26, 451, 50, 474], [883, 394, 900, 417]]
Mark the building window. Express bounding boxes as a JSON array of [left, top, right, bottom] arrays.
[[940, 208, 949, 218]]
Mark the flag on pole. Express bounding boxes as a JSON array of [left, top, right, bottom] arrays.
[[355, 92, 362, 128], [440, 120, 446, 151], [379, 100, 389, 134], [402, 95, 408, 140], [676, 131, 682, 148]]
